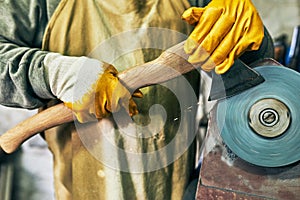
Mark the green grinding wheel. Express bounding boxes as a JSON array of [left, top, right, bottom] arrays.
[[217, 66, 300, 167]]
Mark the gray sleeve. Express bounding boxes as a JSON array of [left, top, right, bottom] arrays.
[[0, 0, 59, 109]]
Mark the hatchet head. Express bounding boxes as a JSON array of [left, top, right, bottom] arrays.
[[209, 59, 265, 101]]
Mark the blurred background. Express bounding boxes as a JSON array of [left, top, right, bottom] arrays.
[[0, 1, 299, 199], [0, 107, 54, 200]]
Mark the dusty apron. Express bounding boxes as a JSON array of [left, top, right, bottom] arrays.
[[42, 0, 200, 199]]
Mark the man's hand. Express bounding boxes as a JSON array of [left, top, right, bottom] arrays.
[[64, 64, 141, 123], [182, 0, 264, 74], [44, 53, 142, 123]]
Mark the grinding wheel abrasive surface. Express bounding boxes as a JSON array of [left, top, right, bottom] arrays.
[[217, 66, 300, 167]]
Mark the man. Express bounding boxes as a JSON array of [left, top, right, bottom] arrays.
[[0, 0, 272, 199]]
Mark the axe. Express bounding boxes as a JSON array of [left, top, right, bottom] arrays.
[[0, 41, 195, 154], [0, 41, 264, 154]]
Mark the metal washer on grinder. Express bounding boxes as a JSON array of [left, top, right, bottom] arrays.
[[248, 98, 291, 138]]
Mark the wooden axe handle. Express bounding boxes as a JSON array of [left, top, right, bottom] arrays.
[[0, 41, 197, 154], [0, 103, 74, 154]]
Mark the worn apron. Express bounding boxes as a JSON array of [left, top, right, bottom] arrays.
[[42, 0, 200, 199]]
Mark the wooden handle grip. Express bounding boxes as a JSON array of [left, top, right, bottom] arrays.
[[0, 41, 197, 154], [0, 103, 74, 153]]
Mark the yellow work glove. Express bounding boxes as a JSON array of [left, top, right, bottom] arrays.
[[65, 64, 142, 123], [44, 53, 142, 123], [182, 0, 264, 74]]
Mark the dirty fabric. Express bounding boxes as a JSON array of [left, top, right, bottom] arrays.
[[42, 0, 201, 200]]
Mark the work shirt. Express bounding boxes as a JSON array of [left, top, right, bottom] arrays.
[[0, 0, 60, 108]]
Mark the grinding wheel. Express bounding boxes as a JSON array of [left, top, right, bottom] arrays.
[[216, 65, 300, 167]]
